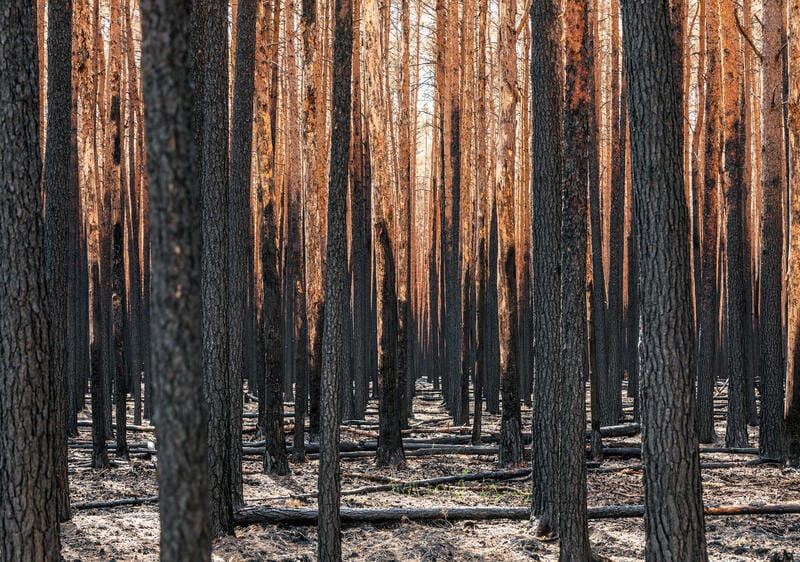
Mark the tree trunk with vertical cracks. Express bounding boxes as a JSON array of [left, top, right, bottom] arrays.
[[44, 0, 74, 521], [201, 0, 236, 537], [620, 0, 708, 557], [140, 0, 212, 554], [318, 0, 353, 551], [0, 4, 62, 555], [758, 0, 786, 461], [530, 0, 563, 535], [559, 0, 592, 555], [721, 0, 749, 449]]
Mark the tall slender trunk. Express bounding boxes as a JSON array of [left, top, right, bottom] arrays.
[[497, 0, 522, 468], [44, 0, 74, 521], [559, 0, 592, 555], [530, 0, 563, 534], [758, 0, 787, 460], [721, 0, 749, 448], [786, 0, 800, 467]]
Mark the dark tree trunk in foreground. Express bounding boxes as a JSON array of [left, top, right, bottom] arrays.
[[201, 0, 236, 537], [530, 0, 563, 536], [318, 0, 353, 556], [620, 0, 708, 558], [44, 0, 73, 522], [0, 3, 62, 557], [140, 0, 212, 557], [559, 0, 592, 557]]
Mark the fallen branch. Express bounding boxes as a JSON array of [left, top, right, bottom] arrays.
[[72, 496, 159, 510], [235, 502, 800, 526], [75, 421, 156, 432], [253, 468, 533, 501]]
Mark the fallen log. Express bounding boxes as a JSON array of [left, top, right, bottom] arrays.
[[235, 502, 800, 526], [75, 421, 156, 432], [589, 460, 761, 474], [72, 496, 159, 510], [252, 468, 533, 501]]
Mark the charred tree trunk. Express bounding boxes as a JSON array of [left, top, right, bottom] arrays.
[[758, 0, 787, 460], [721, 0, 749, 449], [0, 3, 62, 554], [140, 0, 212, 554], [698, 0, 722, 443], [558, 0, 592, 555], [620, 0, 708, 557], [201, 0, 237, 536], [496, 0, 522, 469], [530, 0, 563, 535], [317, 0, 353, 555], [44, 0, 74, 521]]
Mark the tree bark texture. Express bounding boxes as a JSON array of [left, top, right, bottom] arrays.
[[530, 0, 563, 535], [140, 0, 212, 556], [0, 3, 62, 557], [620, 0, 709, 558]]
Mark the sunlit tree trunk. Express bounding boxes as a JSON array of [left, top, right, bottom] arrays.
[[497, 0, 522, 468], [785, 0, 800, 467]]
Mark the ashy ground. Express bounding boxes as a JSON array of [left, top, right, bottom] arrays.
[[62, 386, 800, 561]]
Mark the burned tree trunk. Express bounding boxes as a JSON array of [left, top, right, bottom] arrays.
[[620, 0, 708, 556]]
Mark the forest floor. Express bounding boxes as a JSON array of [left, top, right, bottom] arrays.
[[62, 384, 800, 561]]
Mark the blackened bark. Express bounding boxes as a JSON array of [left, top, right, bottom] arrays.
[[472, 242, 487, 445], [698, 0, 721, 443], [350, 7, 370, 419], [723, 100, 749, 449], [261, 202, 290, 476], [0, 3, 62, 555], [229, 0, 258, 497], [758, 0, 786, 461], [318, 0, 353, 555], [90, 262, 110, 469], [201, 0, 236, 537], [310, 305, 323, 436], [559, 0, 592, 556], [140, 0, 212, 556], [289, 191, 308, 462], [376, 224, 406, 467], [606, 0, 626, 427], [112, 221, 128, 459], [530, 0, 563, 535], [44, 0, 73, 522], [626, 221, 640, 423], [485, 201, 500, 414], [788, 327, 800, 466], [497, 0, 522, 468], [620, 0, 708, 557]]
